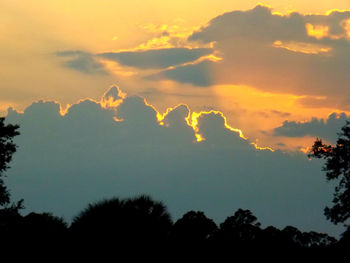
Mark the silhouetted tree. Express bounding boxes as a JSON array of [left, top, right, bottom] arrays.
[[309, 121, 350, 225], [258, 226, 295, 249], [0, 203, 22, 234], [22, 212, 67, 235], [338, 226, 350, 247], [221, 209, 261, 228], [0, 117, 20, 207], [301, 231, 337, 248], [70, 195, 172, 248], [281, 226, 336, 249], [0, 117, 23, 250], [171, 211, 217, 245], [217, 209, 261, 248], [282, 226, 305, 247]]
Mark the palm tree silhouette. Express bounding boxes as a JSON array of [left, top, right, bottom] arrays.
[[70, 195, 172, 250]]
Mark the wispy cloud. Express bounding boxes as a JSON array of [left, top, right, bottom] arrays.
[[274, 112, 349, 143], [97, 48, 213, 69], [56, 50, 108, 75]]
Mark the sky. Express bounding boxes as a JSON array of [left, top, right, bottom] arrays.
[[2, 0, 350, 150], [2, 1, 350, 235]]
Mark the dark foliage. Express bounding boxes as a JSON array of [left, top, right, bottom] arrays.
[[309, 121, 350, 225], [70, 195, 173, 249], [0, 196, 344, 257], [214, 209, 261, 248], [22, 212, 68, 235], [170, 210, 218, 245], [0, 208, 68, 253], [0, 117, 20, 206]]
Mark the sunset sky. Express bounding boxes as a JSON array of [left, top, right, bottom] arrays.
[[2, 1, 350, 235], [2, 0, 350, 151]]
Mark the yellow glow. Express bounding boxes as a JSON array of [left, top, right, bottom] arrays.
[[143, 99, 166, 123], [113, 116, 124, 122], [343, 19, 350, 38], [123, 22, 201, 51], [0, 101, 19, 117], [100, 86, 127, 109], [325, 8, 350, 15], [98, 59, 138, 77], [299, 146, 311, 154], [190, 110, 247, 140], [273, 40, 332, 54], [185, 54, 223, 65], [58, 87, 127, 116], [59, 104, 70, 116], [306, 23, 329, 39], [166, 53, 222, 71], [137, 36, 174, 50], [250, 142, 275, 152], [211, 84, 350, 150], [143, 98, 273, 151], [155, 104, 191, 125]]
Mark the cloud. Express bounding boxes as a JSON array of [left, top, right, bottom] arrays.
[[151, 5, 350, 106], [4, 86, 342, 236], [100, 85, 126, 108], [98, 48, 213, 69], [56, 50, 107, 74], [274, 112, 349, 143], [52, 5, 350, 111], [189, 5, 350, 44], [146, 60, 215, 86], [189, 5, 307, 43]]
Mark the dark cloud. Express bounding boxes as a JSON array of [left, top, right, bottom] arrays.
[[189, 5, 307, 43], [270, 110, 292, 118], [4, 88, 342, 236], [56, 50, 107, 74], [189, 5, 350, 44], [258, 110, 291, 119], [146, 60, 214, 86], [154, 5, 350, 104], [98, 48, 213, 69], [274, 112, 349, 143], [295, 96, 350, 110], [138, 88, 212, 98]]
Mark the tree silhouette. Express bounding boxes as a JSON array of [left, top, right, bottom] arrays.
[[282, 226, 305, 247], [0, 117, 20, 206], [217, 209, 261, 248], [258, 226, 295, 249], [338, 226, 350, 247], [22, 212, 67, 235], [221, 209, 261, 228], [301, 231, 337, 248], [70, 195, 172, 248], [170, 211, 217, 245], [309, 121, 350, 225]]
